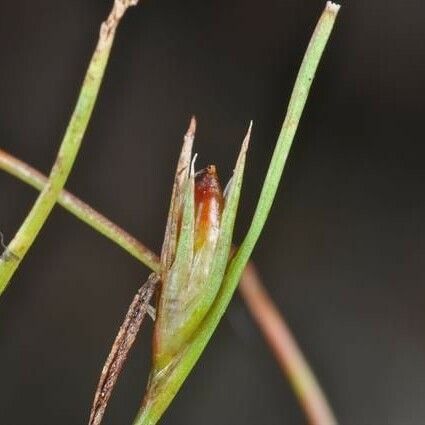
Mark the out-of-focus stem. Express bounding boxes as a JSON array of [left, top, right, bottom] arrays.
[[0, 148, 159, 272], [239, 262, 337, 425], [0, 0, 140, 295]]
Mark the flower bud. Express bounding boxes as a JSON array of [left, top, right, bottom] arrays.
[[152, 119, 250, 371]]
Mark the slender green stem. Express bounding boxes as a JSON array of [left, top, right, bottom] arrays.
[[0, 149, 159, 272], [0, 0, 140, 295], [134, 3, 340, 424]]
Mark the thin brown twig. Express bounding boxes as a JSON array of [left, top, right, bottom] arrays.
[[89, 273, 159, 425], [239, 262, 337, 425]]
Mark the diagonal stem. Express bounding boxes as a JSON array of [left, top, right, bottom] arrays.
[[89, 274, 159, 425], [0, 148, 334, 424], [0, 148, 159, 272], [240, 262, 337, 425], [0, 0, 140, 295]]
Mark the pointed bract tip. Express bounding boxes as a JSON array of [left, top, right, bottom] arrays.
[[190, 153, 198, 177], [247, 120, 253, 136], [186, 116, 197, 138], [231, 121, 252, 178], [242, 120, 253, 151]]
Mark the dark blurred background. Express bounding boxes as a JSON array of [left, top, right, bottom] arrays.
[[1, 0, 424, 424]]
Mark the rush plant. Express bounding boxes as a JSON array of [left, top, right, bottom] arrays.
[[0, 1, 341, 424]]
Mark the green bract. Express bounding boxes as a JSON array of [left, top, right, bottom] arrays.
[[146, 118, 251, 397]]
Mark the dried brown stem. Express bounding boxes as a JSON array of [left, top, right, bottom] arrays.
[[88, 273, 159, 425]]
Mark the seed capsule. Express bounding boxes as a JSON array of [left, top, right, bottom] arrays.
[[194, 165, 223, 251]]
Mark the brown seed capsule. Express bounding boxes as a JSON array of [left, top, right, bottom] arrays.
[[194, 165, 223, 251]]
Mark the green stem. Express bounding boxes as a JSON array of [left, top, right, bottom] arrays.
[[134, 3, 341, 424], [0, 0, 140, 295], [0, 149, 159, 272]]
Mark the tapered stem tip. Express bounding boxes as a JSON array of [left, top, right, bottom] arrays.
[[326, 1, 341, 13]]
